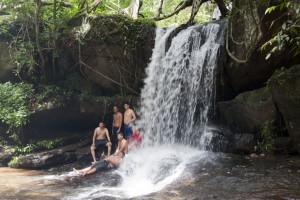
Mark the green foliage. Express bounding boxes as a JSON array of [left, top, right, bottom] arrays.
[[80, 15, 155, 56], [11, 38, 37, 78], [35, 84, 73, 107], [8, 156, 20, 168], [13, 139, 63, 155], [255, 119, 276, 153], [261, 1, 300, 59], [0, 82, 34, 145]]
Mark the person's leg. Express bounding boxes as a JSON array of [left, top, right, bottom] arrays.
[[107, 142, 112, 156], [123, 125, 130, 139], [112, 127, 119, 153], [106, 156, 123, 167], [124, 125, 132, 139], [73, 166, 92, 174], [83, 168, 97, 175], [90, 145, 97, 163]]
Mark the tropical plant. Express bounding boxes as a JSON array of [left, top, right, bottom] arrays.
[[0, 82, 34, 145], [255, 119, 276, 153], [261, 0, 300, 59]]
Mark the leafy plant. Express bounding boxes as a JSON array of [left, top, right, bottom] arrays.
[[261, 1, 300, 59], [255, 119, 276, 153], [0, 82, 34, 145], [13, 139, 63, 155], [8, 156, 20, 168]]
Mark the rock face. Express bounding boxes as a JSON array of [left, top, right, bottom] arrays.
[[16, 137, 91, 169], [0, 150, 13, 167], [227, 0, 300, 94], [17, 149, 77, 169], [269, 65, 300, 154], [72, 16, 155, 95], [231, 133, 256, 154], [23, 95, 139, 140], [217, 87, 277, 133], [0, 41, 17, 82]]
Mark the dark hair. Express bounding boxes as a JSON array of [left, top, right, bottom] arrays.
[[117, 131, 124, 136], [124, 101, 130, 106], [99, 121, 105, 125], [113, 105, 119, 109]]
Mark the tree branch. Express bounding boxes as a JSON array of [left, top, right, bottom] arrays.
[[0, 11, 10, 15], [187, 0, 209, 24], [154, 0, 164, 19], [41, 0, 72, 8], [154, 0, 193, 21]]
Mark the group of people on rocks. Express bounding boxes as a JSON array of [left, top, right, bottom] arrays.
[[73, 102, 141, 176]]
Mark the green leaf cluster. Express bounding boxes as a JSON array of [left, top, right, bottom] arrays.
[[12, 138, 63, 155], [255, 119, 276, 153], [0, 82, 34, 145], [261, 0, 300, 59]]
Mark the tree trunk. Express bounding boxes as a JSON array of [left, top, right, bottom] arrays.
[[123, 0, 141, 19], [52, 0, 57, 81], [34, 0, 46, 78]]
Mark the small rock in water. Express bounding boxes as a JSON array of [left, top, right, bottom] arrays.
[[250, 153, 258, 158]]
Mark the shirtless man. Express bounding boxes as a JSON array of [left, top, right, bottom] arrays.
[[123, 102, 136, 139], [74, 132, 128, 176], [90, 122, 112, 163], [112, 106, 122, 152]]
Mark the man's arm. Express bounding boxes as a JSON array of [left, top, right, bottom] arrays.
[[92, 129, 97, 146], [130, 110, 136, 123], [105, 128, 111, 142]]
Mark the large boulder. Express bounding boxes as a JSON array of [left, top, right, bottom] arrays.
[[269, 65, 300, 154], [14, 137, 91, 169], [17, 149, 77, 169], [0, 150, 13, 167], [217, 87, 277, 133]]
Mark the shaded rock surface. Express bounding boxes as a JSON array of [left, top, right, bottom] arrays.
[[217, 87, 277, 133], [0, 41, 17, 82], [231, 133, 255, 154], [23, 95, 139, 140], [71, 16, 155, 95], [17, 149, 77, 169], [208, 128, 255, 154], [16, 137, 91, 169], [269, 65, 300, 154], [227, 0, 300, 95], [0, 150, 13, 167]]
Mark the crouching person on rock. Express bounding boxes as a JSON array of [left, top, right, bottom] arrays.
[[90, 121, 112, 163]]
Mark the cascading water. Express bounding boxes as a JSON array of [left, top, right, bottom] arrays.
[[62, 21, 227, 199], [137, 21, 226, 148]]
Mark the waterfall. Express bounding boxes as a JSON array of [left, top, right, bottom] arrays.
[[136, 21, 227, 148]]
